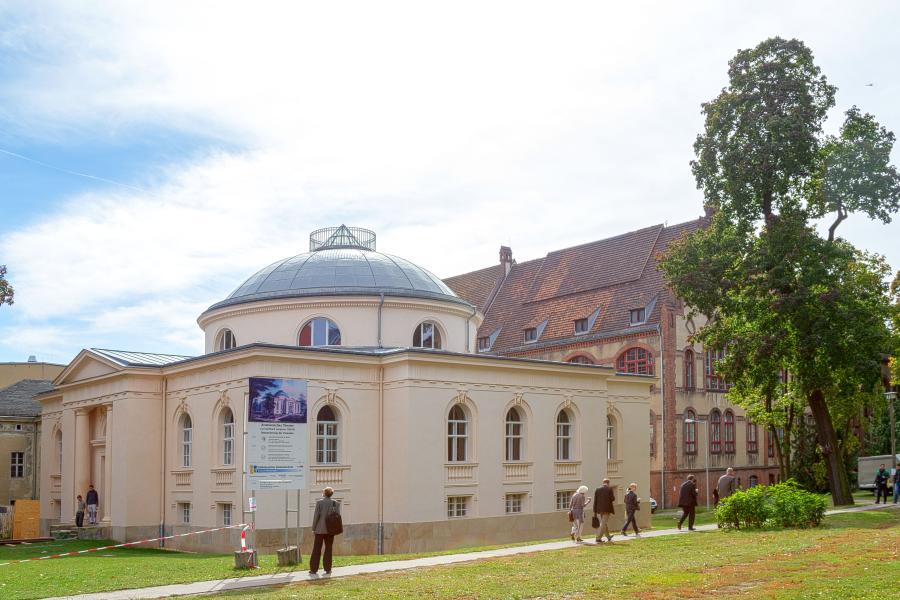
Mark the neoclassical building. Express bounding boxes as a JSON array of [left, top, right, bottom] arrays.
[[38, 227, 651, 553]]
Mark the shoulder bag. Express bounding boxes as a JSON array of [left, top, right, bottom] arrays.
[[325, 500, 343, 535]]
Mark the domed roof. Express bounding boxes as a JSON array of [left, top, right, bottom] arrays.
[[206, 226, 470, 312]]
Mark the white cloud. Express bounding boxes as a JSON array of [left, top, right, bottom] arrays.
[[1, 0, 899, 362]]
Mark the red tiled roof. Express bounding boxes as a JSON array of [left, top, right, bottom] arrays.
[[444, 218, 706, 355]]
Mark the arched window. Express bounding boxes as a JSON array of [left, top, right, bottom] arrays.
[[221, 409, 234, 466], [413, 321, 442, 349], [316, 405, 339, 464], [299, 318, 342, 346], [747, 421, 758, 453], [217, 329, 237, 351], [556, 410, 573, 460], [684, 349, 695, 390], [684, 409, 697, 455], [567, 355, 594, 365], [616, 347, 654, 375], [505, 408, 524, 461], [649, 411, 656, 457], [180, 414, 192, 468], [606, 414, 616, 460], [709, 409, 722, 454], [55, 430, 63, 473], [724, 410, 735, 454], [447, 405, 468, 462]]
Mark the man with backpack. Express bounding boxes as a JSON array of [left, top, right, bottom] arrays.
[[309, 486, 342, 576]]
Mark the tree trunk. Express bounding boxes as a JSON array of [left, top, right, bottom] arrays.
[[808, 389, 854, 505]]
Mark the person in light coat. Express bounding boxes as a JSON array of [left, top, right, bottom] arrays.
[[569, 485, 591, 542], [309, 487, 341, 575]]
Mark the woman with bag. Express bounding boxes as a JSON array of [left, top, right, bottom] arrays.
[[568, 485, 591, 542], [309, 486, 342, 576]]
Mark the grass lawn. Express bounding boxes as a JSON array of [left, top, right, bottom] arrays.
[[0, 536, 561, 600], [214, 509, 900, 599]]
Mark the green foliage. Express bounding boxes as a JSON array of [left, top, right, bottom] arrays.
[[716, 480, 826, 530], [0, 264, 13, 307]]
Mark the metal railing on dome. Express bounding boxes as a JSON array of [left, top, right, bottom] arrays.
[[309, 225, 377, 251]]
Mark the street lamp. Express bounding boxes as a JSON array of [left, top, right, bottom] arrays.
[[684, 418, 711, 511]]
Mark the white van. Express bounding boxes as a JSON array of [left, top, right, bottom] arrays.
[[857, 454, 900, 491]]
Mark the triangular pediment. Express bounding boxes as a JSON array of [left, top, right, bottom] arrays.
[[54, 350, 123, 386]]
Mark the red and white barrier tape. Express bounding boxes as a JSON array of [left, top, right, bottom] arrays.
[[0, 523, 248, 566]]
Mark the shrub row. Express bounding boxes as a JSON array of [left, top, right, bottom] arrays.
[[715, 479, 826, 530]]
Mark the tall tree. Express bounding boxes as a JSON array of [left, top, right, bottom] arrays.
[[663, 37, 899, 506], [0, 265, 13, 307]]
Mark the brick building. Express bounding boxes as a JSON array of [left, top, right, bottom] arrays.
[[445, 218, 781, 508]]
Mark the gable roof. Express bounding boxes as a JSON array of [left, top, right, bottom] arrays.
[[90, 348, 194, 367], [444, 218, 706, 356], [443, 264, 505, 313], [0, 379, 56, 417]]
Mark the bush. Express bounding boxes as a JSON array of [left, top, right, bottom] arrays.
[[715, 479, 826, 530]]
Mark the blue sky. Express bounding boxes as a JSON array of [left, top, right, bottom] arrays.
[[1, 1, 898, 365]]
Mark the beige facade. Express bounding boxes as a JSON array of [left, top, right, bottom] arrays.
[[0, 418, 40, 505], [0, 362, 64, 390], [39, 229, 651, 553]]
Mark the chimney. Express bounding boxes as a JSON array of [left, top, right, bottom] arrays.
[[703, 204, 717, 218], [27, 355, 37, 363], [499, 246, 513, 275]]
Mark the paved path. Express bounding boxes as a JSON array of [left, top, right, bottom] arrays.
[[50, 503, 898, 600]]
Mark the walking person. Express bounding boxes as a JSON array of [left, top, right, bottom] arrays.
[[309, 486, 341, 576], [75, 495, 85, 528], [593, 478, 615, 543], [85, 484, 99, 525], [621, 482, 641, 537], [568, 485, 591, 542], [677, 474, 699, 531], [874, 464, 890, 504], [716, 467, 737, 505], [893, 462, 900, 504]]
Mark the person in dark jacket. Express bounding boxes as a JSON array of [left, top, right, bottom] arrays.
[[593, 478, 615, 543], [893, 462, 900, 504], [874, 464, 890, 504], [621, 482, 641, 537], [716, 468, 737, 506], [677, 474, 698, 531], [75, 495, 85, 528], [85, 484, 99, 525], [309, 487, 341, 576]]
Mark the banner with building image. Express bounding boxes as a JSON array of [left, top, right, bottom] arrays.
[[247, 377, 307, 490]]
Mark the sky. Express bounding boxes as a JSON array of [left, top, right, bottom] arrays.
[[0, 1, 898, 365]]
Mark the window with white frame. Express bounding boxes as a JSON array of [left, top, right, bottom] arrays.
[[222, 409, 234, 466], [316, 405, 339, 464], [574, 318, 589, 334], [179, 502, 191, 524], [629, 308, 646, 324], [477, 336, 491, 351], [412, 321, 442, 349], [217, 328, 237, 351], [298, 317, 342, 346], [10, 452, 24, 478], [556, 490, 575, 511], [505, 493, 524, 514], [180, 414, 192, 468], [219, 503, 232, 526], [556, 410, 573, 460], [505, 407, 523, 461], [447, 496, 469, 518], [523, 327, 537, 343], [55, 430, 63, 473], [447, 405, 468, 462], [606, 414, 616, 460]]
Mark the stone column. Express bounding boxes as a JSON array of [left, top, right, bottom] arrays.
[[102, 404, 113, 524], [74, 408, 92, 517]]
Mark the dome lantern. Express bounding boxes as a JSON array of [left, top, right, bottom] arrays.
[[309, 225, 376, 252]]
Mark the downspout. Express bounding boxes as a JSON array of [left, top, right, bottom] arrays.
[[31, 419, 39, 499], [159, 376, 167, 546], [376, 365, 384, 553], [465, 305, 477, 352], [658, 324, 665, 510], [377, 293, 385, 348]]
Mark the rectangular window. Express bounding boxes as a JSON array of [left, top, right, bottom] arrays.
[[556, 490, 574, 511], [523, 327, 537, 343], [179, 502, 191, 525], [767, 429, 775, 458], [747, 423, 758, 453], [220, 503, 232, 526], [574, 318, 589, 334], [447, 496, 468, 518], [223, 422, 234, 466], [477, 336, 490, 351], [10, 452, 24, 478], [317, 422, 339, 464], [505, 493, 524, 514], [705, 348, 727, 390], [629, 308, 645, 325]]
